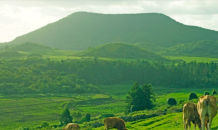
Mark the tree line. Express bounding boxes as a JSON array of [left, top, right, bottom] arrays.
[[0, 57, 218, 94]]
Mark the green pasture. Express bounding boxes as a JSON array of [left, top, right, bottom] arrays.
[[165, 56, 218, 63], [94, 112, 218, 130], [1, 84, 218, 130]]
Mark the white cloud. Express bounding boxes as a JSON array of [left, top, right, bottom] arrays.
[[0, 0, 218, 42]]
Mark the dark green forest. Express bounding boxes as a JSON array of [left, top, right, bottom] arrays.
[[0, 58, 218, 94]]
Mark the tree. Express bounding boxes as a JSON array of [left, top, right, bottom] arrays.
[[212, 89, 217, 95], [188, 92, 198, 100], [141, 83, 156, 109], [86, 113, 91, 122], [59, 107, 73, 125], [204, 91, 210, 95], [167, 98, 177, 106], [126, 82, 155, 112]]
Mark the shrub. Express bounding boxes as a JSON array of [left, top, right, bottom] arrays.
[[204, 91, 210, 95], [167, 98, 177, 106], [15, 127, 29, 130], [86, 113, 91, 122], [178, 100, 184, 104], [188, 92, 198, 100], [41, 122, 49, 128], [212, 89, 217, 95], [99, 113, 114, 118]]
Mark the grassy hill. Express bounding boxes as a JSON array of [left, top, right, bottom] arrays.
[[8, 12, 218, 50], [134, 42, 166, 53], [163, 40, 218, 57], [0, 42, 73, 59], [9, 42, 59, 55], [0, 51, 24, 58], [74, 42, 167, 61]]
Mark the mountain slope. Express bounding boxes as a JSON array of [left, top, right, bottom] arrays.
[[74, 42, 168, 61], [163, 40, 218, 57], [9, 12, 218, 50]]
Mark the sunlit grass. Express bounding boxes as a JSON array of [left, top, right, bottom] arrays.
[[165, 56, 218, 63]]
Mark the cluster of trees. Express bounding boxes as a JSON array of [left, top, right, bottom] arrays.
[[125, 82, 155, 112], [1, 58, 218, 94], [0, 58, 99, 94]]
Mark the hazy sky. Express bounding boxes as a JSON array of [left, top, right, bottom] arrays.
[[0, 0, 218, 42]]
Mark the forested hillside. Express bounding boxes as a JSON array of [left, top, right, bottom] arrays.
[[75, 42, 167, 61], [9, 12, 218, 50], [164, 40, 218, 57], [0, 58, 217, 94]]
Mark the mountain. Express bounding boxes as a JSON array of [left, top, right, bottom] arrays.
[[9, 12, 218, 50], [74, 42, 168, 61], [163, 40, 218, 57]]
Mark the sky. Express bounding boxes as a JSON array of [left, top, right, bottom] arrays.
[[0, 0, 218, 43]]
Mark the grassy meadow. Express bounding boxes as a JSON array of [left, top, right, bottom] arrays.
[[1, 84, 218, 130]]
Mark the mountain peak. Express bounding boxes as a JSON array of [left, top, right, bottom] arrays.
[[9, 12, 218, 50]]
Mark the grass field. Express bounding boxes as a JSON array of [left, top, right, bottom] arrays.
[[164, 56, 218, 63], [1, 84, 217, 130]]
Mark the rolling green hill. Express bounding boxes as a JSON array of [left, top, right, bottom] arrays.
[[134, 42, 166, 53], [74, 42, 168, 61], [0, 51, 24, 58], [0, 42, 68, 59], [8, 12, 218, 50], [9, 42, 58, 55], [163, 40, 218, 57]]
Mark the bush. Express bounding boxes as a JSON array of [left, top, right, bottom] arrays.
[[99, 113, 114, 118], [204, 91, 210, 95], [167, 98, 177, 106], [188, 92, 198, 100], [86, 113, 91, 122], [41, 122, 49, 128], [15, 127, 29, 130], [178, 100, 184, 104], [212, 89, 217, 95]]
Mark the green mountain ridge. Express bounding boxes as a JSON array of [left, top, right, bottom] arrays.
[[8, 12, 218, 50], [163, 40, 218, 57], [74, 42, 168, 61]]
